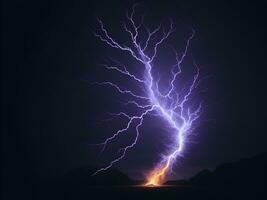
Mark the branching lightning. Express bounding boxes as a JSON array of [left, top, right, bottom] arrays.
[[91, 5, 203, 186]]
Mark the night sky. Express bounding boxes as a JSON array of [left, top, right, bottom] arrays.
[[2, 0, 267, 187]]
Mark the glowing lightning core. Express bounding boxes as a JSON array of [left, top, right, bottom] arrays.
[[92, 5, 202, 186]]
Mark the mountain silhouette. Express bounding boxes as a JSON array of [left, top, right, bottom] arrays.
[[61, 166, 134, 186], [34, 153, 267, 200], [167, 152, 267, 192], [61, 152, 267, 191]]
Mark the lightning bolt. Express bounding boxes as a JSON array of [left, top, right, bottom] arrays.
[[91, 5, 203, 185]]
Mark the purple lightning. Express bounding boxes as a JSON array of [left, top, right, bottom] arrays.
[[91, 5, 203, 185]]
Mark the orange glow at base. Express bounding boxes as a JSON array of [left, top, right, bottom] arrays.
[[144, 163, 169, 187]]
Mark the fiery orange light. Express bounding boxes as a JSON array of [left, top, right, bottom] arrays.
[[144, 163, 169, 187]]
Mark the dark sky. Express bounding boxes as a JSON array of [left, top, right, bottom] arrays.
[[2, 0, 267, 185]]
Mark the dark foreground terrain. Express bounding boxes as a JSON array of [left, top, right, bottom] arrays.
[[30, 183, 264, 200], [5, 152, 267, 200]]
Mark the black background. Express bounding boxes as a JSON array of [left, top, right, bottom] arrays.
[[2, 0, 267, 196]]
